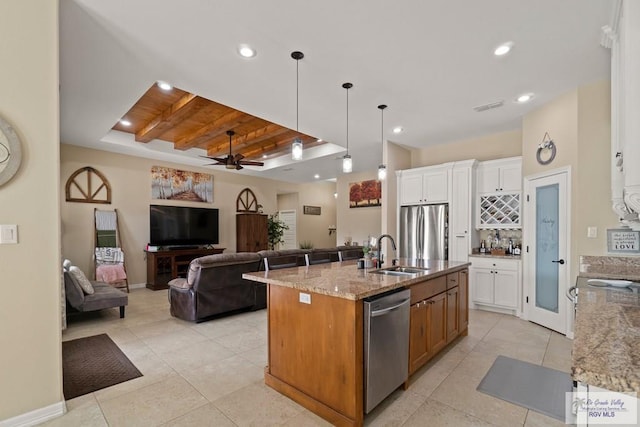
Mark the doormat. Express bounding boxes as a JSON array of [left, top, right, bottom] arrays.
[[62, 333, 142, 400], [477, 355, 572, 421]]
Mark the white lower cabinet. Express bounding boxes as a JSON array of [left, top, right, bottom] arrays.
[[470, 256, 521, 314]]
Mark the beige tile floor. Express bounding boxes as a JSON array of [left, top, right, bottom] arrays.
[[47, 288, 573, 427]]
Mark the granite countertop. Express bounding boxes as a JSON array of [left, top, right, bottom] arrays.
[[242, 258, 470, 301], [469, 253, 522, 260], [572, 276, 640, 393]]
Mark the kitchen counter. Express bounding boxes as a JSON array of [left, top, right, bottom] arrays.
[[469, 253, 521, 260], [243, 258, 470, 300], [572, 276, 640, 393]]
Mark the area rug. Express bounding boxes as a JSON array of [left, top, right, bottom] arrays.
[[62, 333, 142, 399], [477, 355, 572, 421]]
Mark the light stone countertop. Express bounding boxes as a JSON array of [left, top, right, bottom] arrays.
[[243, 258, 470, 301], [572, 276, 640, 393], [469, 253, 522, 261]]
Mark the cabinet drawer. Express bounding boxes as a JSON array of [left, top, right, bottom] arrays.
[[446, 272, 459, 289], [469, 256, 519, 271], [410, 275, 446, 304]]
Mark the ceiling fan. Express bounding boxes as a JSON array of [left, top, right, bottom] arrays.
[[202, 130, 264, 170]]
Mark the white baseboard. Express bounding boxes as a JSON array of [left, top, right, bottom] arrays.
[[129, 282, 147, 290], [0, 401, 66, 427]]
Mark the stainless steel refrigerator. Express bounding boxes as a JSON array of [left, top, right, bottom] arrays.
[[399, 204, 448, 260]]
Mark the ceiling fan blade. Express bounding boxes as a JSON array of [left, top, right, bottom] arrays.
[[239, 160, 265, 166], [235, 164, 244, 170], [200, 155, 228, 162], [234, 153, 245, 162]]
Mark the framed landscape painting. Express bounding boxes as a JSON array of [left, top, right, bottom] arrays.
[[151, 166, 213, 203], [349, 179, 381, 208]]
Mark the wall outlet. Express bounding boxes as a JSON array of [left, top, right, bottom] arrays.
[[0, 224, 18, 244], [299, 292, 311, 304], [587, 226, 598, 239]]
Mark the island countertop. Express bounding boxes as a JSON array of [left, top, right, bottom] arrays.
[[243, 258, 470, 300], [572, 276, 640, 393]]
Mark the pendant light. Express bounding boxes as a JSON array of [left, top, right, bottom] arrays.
[[377, 104, 387, 180], [342, 82, 353, 173], [291, 51, 304, 160]]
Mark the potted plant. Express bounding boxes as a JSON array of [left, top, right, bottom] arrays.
[[267, 214, 289, 250]]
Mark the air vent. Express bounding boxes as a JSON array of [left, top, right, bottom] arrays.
[[473, 100, 504, 112]]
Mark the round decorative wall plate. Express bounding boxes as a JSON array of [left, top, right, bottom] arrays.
[[0, 115, 23, 187]]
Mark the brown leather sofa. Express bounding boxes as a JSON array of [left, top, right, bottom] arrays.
[[168, 247, 363, 323]]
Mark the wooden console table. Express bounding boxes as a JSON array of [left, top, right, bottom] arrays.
[[145, 247, 225, 290]]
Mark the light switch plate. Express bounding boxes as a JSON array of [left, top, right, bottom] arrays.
[[299, 292, 311, 304], [0, 224, 18, 244], [587, 226, 598, 239]]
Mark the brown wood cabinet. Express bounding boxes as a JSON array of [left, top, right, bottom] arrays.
[[145, 247, 225, 290], [408, 268, 469, 376], [236, 213, 268, 252]]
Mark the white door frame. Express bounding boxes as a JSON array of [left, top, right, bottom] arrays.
[[521, 166, 572, 337]]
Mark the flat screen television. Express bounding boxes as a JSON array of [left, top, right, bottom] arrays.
[[150, 205, 219, 247]]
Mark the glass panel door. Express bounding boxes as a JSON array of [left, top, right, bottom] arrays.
[[535, 184, 559, 313]]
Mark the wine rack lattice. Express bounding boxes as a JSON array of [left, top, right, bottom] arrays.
[[478, 193, 520, 227]]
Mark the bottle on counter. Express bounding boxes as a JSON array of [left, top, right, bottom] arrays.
[[494, 230, 501, 249], [480, 240, 486, 253], [513, 243, 521, 255], [508, 239, 514, 255]]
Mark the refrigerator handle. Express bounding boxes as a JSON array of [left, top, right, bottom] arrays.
[[417, 206, 424, 259]]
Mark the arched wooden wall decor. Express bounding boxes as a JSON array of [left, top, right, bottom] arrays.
[[65, 166, 112, 204], [236, 188, 259, 212]]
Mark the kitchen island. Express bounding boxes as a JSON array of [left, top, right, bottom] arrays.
[[243, 258, 470, 427]]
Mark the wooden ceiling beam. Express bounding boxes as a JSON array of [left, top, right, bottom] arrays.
[[206, 124, 290, 157], [174, 110, 254, 150], [135, 93, 199, 143]]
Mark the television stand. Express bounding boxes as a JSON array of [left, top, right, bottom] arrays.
[[145, 247, 225, 290]]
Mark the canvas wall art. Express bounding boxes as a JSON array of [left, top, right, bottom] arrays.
[[349, 179, 381, 208], [151, 166, 213, 203]]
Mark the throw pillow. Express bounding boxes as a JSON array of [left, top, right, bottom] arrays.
[[62, 259, 72, 272], [69, 266, 94, 295]]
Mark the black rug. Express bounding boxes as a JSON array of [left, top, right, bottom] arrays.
[[477, 355, 573, 421], [62, 333, 142, 400]]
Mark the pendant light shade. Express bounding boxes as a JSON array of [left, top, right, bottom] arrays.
[[342, 82, 353, 173], [291, 51, 304, 160], [377, 104, 388, 180]]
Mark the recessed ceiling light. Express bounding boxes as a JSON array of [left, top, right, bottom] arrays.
[[157, 81, 172, 91], [119, 119, 131, 126], [317, 138, 323, 142], [314, 174, 320, 179], [516, 93, 534, 103], [262, 154, 268, 159], [238, 44, 256, 58], [494, 42, 514, 56], [392, 126, 403, 134]]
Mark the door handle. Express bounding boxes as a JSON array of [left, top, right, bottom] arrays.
[[370, 298, 410, 317], [552, 259, 565, 264]]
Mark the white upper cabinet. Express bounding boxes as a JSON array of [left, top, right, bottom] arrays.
[[450, 160, 477, 262], [399, 165, 451, 206], [477, 158, 522, 193]]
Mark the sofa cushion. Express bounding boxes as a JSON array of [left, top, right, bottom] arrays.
[[68, 266, 94, 295], [81, 282, 128, 311], [63, 271, 85, 309]]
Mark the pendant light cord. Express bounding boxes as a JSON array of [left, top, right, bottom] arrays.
[[296, 58, 299, 132], [346, 86, 349, 154]]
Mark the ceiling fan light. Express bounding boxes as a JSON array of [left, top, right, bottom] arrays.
[[342, 154, 353, 173], [225, 164, 235, 170], [292, 138, 303, 160], [378, 164, 387, 180]]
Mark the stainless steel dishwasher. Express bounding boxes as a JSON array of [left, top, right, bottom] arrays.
[[364, 288, 411, 413]]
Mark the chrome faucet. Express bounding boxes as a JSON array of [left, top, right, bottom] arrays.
[[376, 234, 398, 268]]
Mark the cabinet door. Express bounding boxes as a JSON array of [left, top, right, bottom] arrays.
[[472, 268, 494, 304], [427, 292, 447, 355], [400, 174, 424, 205], [500, 164, 522, 192], [423, 170, 448, 203], [409, 301, 429, 375], [459, 269, 469, 331], [494, 269, 519, 308], [478, 166, 500, 193], [446, 286, 459, 343], [451, 167, 470, 235]]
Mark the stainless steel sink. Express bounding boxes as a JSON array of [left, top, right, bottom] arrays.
[[369, 266, 429, 276]]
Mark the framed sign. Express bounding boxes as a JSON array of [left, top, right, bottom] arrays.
[[607, 229, 640, 254], [303, 205, 321, 215]]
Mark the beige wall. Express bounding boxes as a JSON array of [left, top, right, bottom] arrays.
[[411, 129, 522, 168], [381, 142, 412, 255], [277, 182, 337, 249], [337, 171, 381, 246], [0, 0, 62, 421], [522, 80, 617, 286], [61, 144, 287, 285]]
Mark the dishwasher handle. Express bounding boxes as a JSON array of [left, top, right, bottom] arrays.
[[370, 298, 410, 317]]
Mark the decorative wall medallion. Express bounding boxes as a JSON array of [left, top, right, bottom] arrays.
[[0, 114, 23, 187]]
